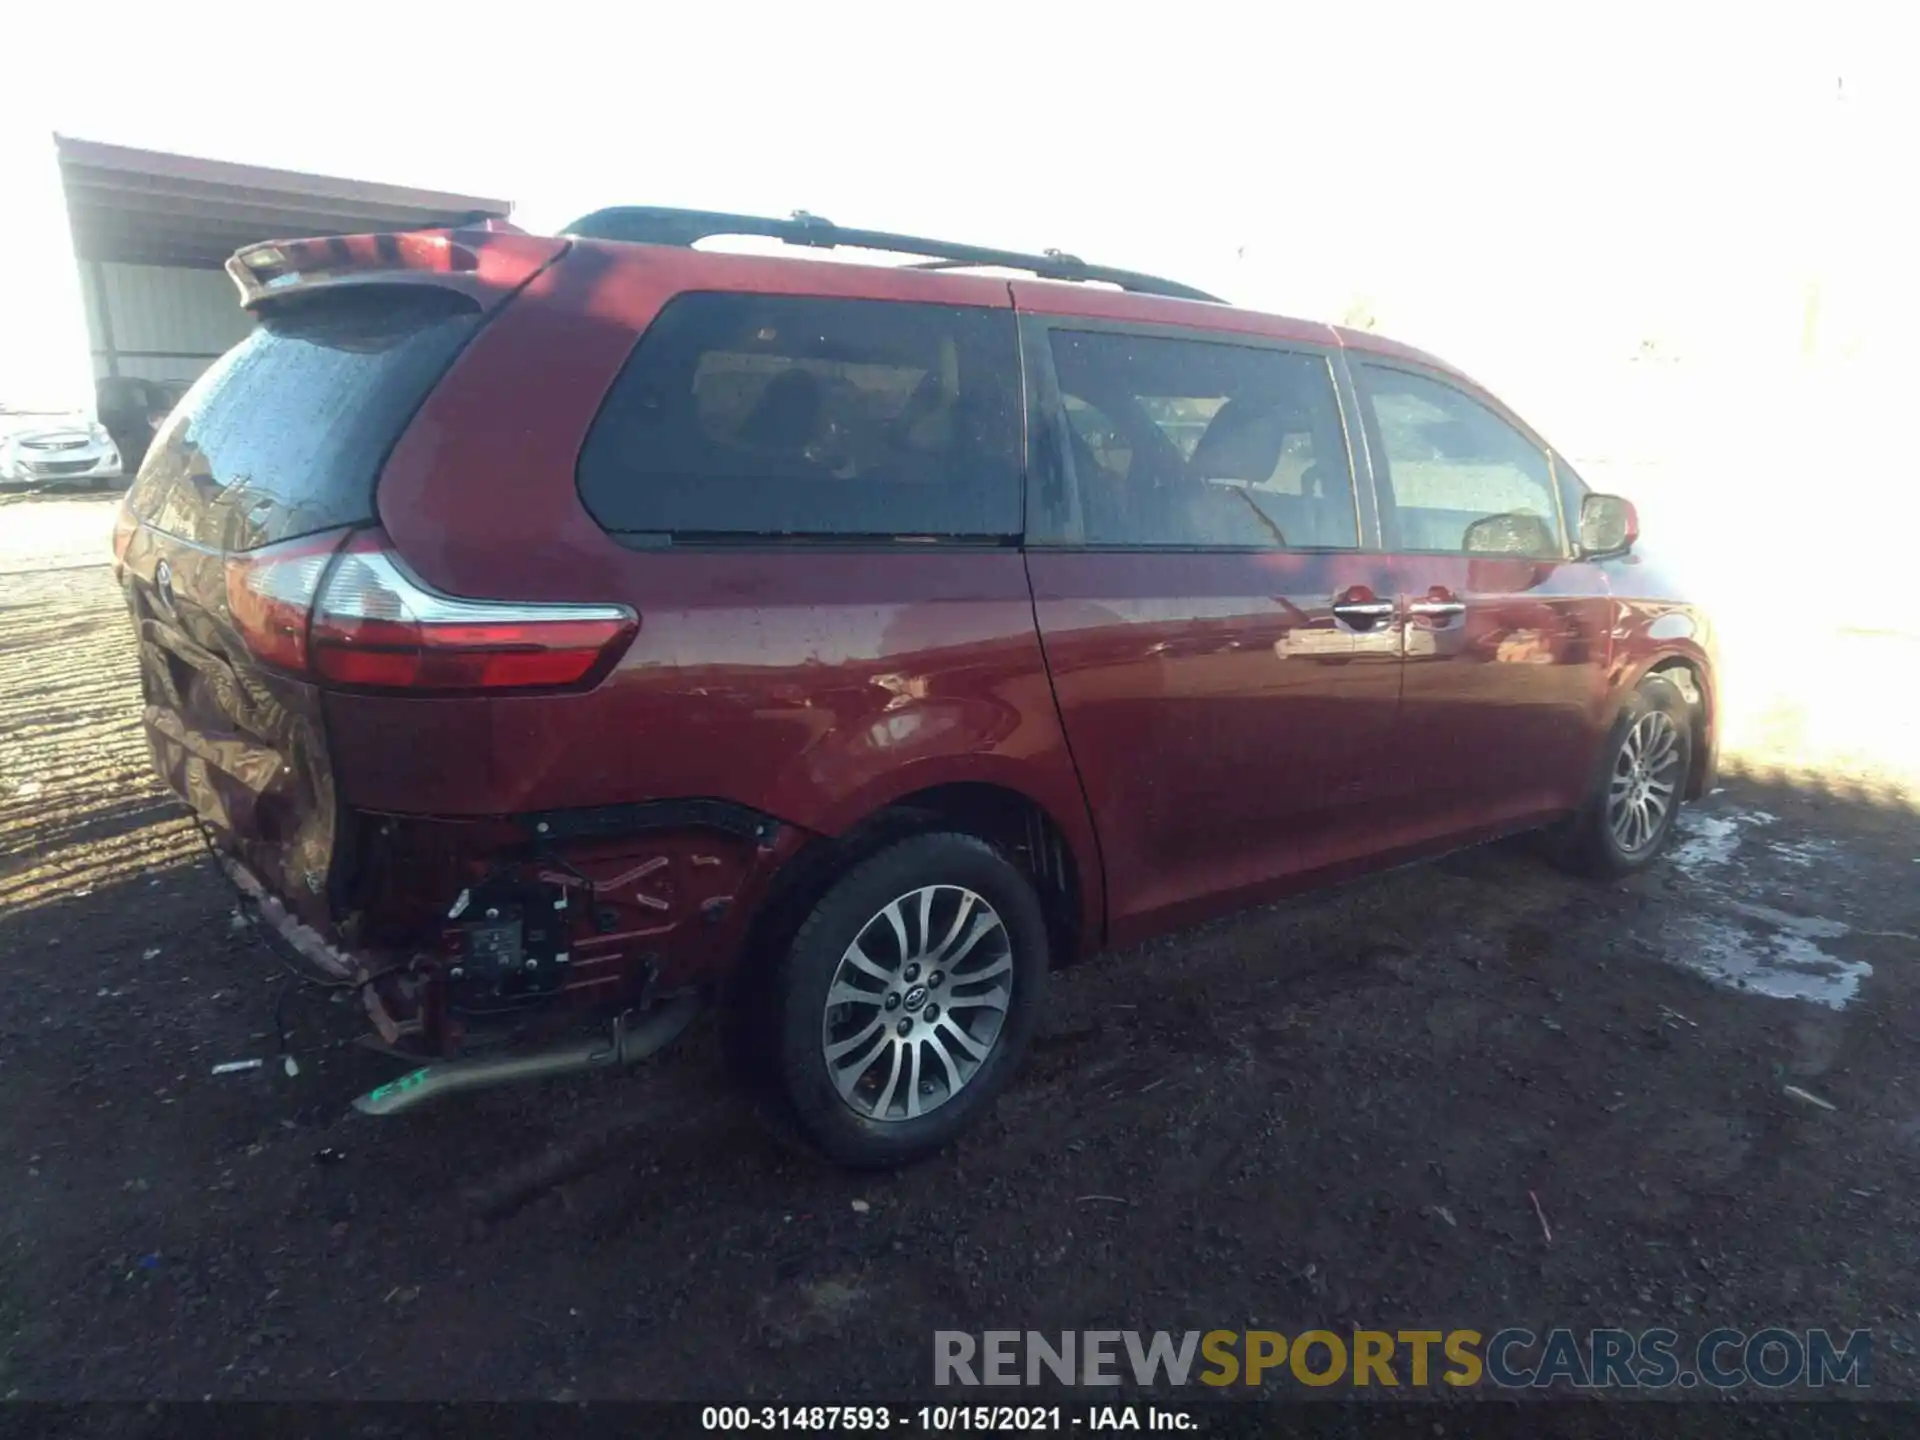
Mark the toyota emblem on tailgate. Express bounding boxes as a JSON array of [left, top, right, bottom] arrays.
[[152, 559, 176, 618]]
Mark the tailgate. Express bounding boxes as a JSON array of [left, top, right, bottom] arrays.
[[128, 538, 342, 921], [116, 232, 561, 926]]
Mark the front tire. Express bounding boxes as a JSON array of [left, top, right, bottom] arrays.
[[1556, 674, 1694, 878], [767, 832, 1048, 1168]]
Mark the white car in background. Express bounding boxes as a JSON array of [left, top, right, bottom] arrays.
[[0, 409, 124, 487]]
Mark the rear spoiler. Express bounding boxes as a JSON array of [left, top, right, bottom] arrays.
[[226, 223, 562, 313]]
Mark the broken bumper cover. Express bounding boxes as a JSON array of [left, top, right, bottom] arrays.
[[210, 798, 814, 1074], [215, 849, 415, 1047]]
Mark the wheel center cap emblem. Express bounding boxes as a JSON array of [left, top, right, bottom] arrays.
[[903, 985, 929, 1011]]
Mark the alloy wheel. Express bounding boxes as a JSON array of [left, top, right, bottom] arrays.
[[1608, 709, 1682, 854], [819, 885, 1014, 1122]]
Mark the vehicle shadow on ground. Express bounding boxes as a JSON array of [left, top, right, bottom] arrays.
[[0, 793, 190, 876], [1, 764, 1916, 1399]]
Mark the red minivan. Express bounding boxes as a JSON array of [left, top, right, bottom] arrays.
[[112, 209, 1717, 1167]]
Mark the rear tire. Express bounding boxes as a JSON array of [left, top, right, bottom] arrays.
[[764, 832, 1048, 1169], [1553, 674, 1693, 879]]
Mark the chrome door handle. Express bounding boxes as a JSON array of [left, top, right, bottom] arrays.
[[1331, 600, 1396, 622], [1408, 600, 1466, 618]]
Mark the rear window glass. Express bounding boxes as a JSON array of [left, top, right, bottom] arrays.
[[130, 288, 480, 550], [576, 294, 1023, 540]]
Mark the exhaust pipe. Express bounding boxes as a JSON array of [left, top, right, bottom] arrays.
[[351, 995, 703, 1117]]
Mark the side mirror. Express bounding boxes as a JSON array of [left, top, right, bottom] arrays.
[[1579, 493, 1639, 557]]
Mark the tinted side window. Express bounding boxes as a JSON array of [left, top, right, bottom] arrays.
[[1360, 365, 1564, 556], [1046, 330, 1357, 549], [1061, 397, 1132, 481], [578, 295, 1023, 540]]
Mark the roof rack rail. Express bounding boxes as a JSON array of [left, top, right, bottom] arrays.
[[560, 206, 1223, 304]]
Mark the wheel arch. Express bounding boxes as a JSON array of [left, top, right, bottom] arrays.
[[795, 777, 1092, 956], [723, 773, 1101, 1069], [1630, 650, 1717, 799]]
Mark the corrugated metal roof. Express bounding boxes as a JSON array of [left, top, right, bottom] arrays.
[[56, 136, 512, 269]]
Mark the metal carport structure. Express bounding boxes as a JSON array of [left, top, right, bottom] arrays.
[[54, 136, 512, 388]]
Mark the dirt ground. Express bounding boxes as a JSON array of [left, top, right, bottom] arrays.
[[3, 493, 1918, 1403]]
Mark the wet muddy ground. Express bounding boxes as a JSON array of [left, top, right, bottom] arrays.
[[3, 495, 1918, 1402]]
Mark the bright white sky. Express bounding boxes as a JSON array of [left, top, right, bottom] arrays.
[[1, 0, 1909, 433]]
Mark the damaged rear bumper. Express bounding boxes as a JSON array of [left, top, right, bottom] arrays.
[[215, 848, 417, 1048], [212, 799, 813, 1072]]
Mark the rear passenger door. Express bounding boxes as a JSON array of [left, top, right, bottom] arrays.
[[1019, 314, 1403, 944], [1352, 362, 1612, 835]]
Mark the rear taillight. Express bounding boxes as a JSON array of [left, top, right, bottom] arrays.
[[224, 529, 636, 694], [225, 530, 348, 672], [110, 507, 138, 572]]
